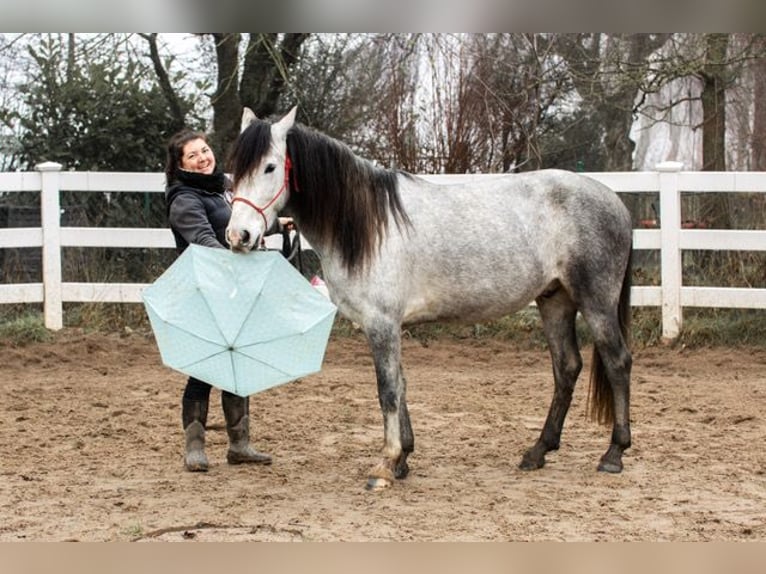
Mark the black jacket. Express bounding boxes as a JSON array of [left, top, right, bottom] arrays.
[[166, 168, 231, 254]]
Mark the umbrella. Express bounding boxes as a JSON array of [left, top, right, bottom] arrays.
[[142, 244, 337, 397]]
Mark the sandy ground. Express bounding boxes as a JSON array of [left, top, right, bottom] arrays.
[[0, 328, 764, 542]]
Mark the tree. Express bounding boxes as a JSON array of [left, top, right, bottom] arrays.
[[350, 34, 576, 175], [19, 34, 201, 173], [312, 33, 423, 171], [752, 35, 766, 171], [699, 33, 730, 171], [144, 33, 311, 161], [0, 34, 27, 171], [139, 33, 187, 134], [555, 33, 671, 171], [16, 33, 203, 236], [286, 34, 387, 142], [476, 34, 573, 173]]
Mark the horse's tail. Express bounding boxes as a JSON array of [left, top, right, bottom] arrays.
[[588, 247, 632, 426]]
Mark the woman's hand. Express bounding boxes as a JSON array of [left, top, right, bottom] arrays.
[[278, 217, 295, 231]]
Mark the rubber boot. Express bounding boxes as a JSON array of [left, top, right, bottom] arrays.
[[221, 393, 272, 465], [182, 398, 209, 472]]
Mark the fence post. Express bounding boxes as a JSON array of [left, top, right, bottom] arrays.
[[656, 161, 683, 340], [36, 161, 64, 330]]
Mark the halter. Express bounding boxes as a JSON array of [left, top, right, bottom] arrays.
[[231, 155, 295, 247]]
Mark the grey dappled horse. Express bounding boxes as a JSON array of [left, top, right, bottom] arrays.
[[226, 107, 633, 491]]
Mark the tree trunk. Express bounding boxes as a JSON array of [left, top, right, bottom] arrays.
[[240, 34, 278, 117], [752, 35, 766, 170], [700, 33, 728, 171], [602, 106, 636, 172], [697, 34, 731, 230], [240, 33, 309, 119], [603, 35, 642, 172], [210, 33, 242, 163], [66, 34, 75, 84]]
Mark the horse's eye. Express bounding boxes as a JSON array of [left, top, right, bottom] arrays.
[[264, 164, 276, 174]]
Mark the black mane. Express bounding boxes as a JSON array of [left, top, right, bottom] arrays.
[[229, 120, 411, 273]]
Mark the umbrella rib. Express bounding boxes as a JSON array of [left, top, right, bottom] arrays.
[[175, 348, 229, 370], [237, 332, 303, 347], [229, 272, 268, 348], [231, 349, 296, 377], [158, 316, 231, 347], [178, 348, 296, 378], [236, 309, 336, 346], [191, 282, 244, 347]]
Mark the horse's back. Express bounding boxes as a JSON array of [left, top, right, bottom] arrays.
[[387, 169, 631, 324], [399, 169, 630, 262]]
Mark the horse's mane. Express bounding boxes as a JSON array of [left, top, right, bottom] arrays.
[[230, 120, 411, 273]]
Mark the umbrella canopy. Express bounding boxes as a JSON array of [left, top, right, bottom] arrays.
[[142, 245, 337, 397]]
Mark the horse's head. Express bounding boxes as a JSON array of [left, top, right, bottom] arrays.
[[226, 106, 297, 252]]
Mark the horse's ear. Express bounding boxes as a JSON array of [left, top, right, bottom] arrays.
[[273, 106, 297, 140], [241, 107, 257, 132], [282, 106, 297, 126]]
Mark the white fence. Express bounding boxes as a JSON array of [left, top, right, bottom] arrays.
[[1, 161, 765, 338]]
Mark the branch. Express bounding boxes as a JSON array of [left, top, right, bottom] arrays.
[[138, 33, 185, 131]]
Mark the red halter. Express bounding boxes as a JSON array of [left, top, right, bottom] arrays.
[[231, 155, 295, 247]]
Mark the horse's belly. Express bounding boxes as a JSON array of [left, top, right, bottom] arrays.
[[402, 281, 540, 325]]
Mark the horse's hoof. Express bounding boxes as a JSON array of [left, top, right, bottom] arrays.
[[366, 476, 393, 491], [394, 461, 410, 480], [597, 459, 623, 473], [519, 452, 545, 471]]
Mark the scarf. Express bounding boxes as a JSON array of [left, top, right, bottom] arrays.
[[174, 168, 228, 195]]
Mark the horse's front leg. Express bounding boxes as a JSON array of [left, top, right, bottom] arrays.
[[365, 324, 413, 491], [396, 368, 414, 479]]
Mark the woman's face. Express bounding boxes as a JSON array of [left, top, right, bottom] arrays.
[[180, 138, 216, 175]]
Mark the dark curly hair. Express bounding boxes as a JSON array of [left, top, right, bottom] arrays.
[[164, 129, 211, 186]]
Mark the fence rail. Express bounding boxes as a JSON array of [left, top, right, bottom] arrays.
[[1, 161, 765, 338]]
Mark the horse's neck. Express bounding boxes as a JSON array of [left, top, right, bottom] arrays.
[[299, 220, 357, 279]]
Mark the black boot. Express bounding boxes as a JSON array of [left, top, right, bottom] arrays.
[[221, 393, 272, 465], [182, 398, 209, 472]]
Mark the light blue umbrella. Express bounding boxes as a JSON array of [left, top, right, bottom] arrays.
[[142, 245, 337, 397]]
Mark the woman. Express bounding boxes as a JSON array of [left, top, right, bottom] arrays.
[[164, 129, 284, 472]]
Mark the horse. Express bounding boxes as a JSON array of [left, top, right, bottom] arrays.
[[226, 107, 633, 491]]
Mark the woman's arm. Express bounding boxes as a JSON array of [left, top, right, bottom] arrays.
[[168, 192, 227, 249]]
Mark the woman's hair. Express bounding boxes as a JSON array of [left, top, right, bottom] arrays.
[[164, 129, 210, 185]]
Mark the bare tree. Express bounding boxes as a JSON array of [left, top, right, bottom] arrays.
[[288, 33, 424, 171], [140, 33, 186, 133], [240, 33, 310, 117], [556, 33, 671, 171], [208, 33, 242, 158], [140, 33, 310, 160], [750, 35, 766, 171], [700, 33, 730, 172], [413, 34, 572, 174]]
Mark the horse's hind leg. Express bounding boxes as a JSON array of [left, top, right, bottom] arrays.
[[582, 307, 632, 473], [520, 290, 582, 470]]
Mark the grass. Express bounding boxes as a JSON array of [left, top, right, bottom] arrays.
[[673, 308, 766, 347], [1, 305, 765, 349], [0, 310, 53, 345], [332, 307, 766, 350], [121, 523, 144, 540]]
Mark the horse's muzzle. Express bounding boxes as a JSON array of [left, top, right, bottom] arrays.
[[226, 227, 255, 253]]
